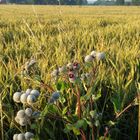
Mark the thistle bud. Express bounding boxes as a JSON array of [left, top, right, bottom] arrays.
[[15, 116, 20, 123], [17, 110, 26, 118], [27, 95, 36, 105], [96, 52, 105, 60], [25, 108, 32, 117], [26, 89, 32, 95], [84, 55, 94, 63], [20, 93, 28, 104], [30, 89, 40, 98], [19, 118, 28, 126], [17, 133, 25, 140], [90, 51, 96, 57], [68, 72, 76, 83], [25, 132, 34, 140], [67, 63, 73, 71], [13, 134, 18, 140], [52, 91, 60, 100], [73, 62, 80, 70], [13, 92, 22, 103]]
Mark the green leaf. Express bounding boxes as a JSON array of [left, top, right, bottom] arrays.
[[62, 107, 68, 116], [34, 75, 42, 82], [111, 93, 122, 113], [48, 104, 61, 115], [56, 81, 68, 91], [59, 96, 66, 104], [31, 123, 38, 129], [41, 104, 61, 117], [83, 80, 99, 101], [90, 110, 97, 119], [107, 120, 116, 126], [94, 120, 100, 127], [64, 123, 73, 132], [74, 119, 87, 130], [72, 127, 80, 135], [93, 90, 101, 101], [84, 118, 93, 127]]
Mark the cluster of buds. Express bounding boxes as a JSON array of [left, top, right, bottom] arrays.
[[15, 108, 32, 126], [66, 62, 80, 71], [84, 51, 105, 63], [13, 132, 34, 140], [51, 61, 80, 83], [13, 89, 40, 105], [67, 62, 80, 83], [49, 91, 60, 103]]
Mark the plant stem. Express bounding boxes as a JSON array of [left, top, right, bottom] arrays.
[[92, 126, 95, 140], [116, 101, 134, 119], [80, 129, 86, 140], [76, 86, 87, 140], [77, 86, 81, 119], [90, 97, 95, 140]]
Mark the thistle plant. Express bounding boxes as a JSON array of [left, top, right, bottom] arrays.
[[47, 50, 106, 140], [12, 88, 40, 139]]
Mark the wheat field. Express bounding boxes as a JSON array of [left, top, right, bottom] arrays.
[[0, 5, 139, 140]]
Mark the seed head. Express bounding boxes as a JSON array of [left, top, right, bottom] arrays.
[[17, 110, 26, 119], [27, 95, 36, 105], [25, 132, 34, 140], [30, 89, 40, 98], [52, 91, 60, 100], [25, 108, 32, 117], [15, 116, 20, 123], [90, 51, 96, 57], [84, 55, 94, 63], [67, 63, 73, 71], [20, 93, 28, 104], [96, 52, 105, 60], [26, 89, 32, 95], [19, 117, 28, 126], [13, 134, 18, 140], [13, 92, 22, 103], [73, 62, 80, 70], [17, 133, 25, 140]]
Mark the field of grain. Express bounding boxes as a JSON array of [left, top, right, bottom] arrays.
[[0, 5, 139, 140]]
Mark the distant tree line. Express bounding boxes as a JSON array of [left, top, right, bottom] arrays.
[[6, 0, 87, 5], [1, 0, 140, 5], [92, 0, 140, 5]]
